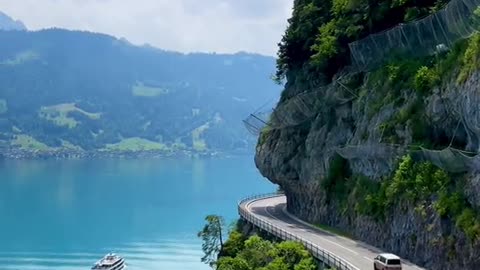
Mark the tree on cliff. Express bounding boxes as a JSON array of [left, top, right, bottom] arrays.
[[275, 0, 448, 83], [198, 215, 225, 266], [216, 232, 318, 270]]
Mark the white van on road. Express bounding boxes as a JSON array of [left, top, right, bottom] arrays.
[[374, 253, 402, 270]]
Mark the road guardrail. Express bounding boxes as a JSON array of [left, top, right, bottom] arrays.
[[238, 193, 357, 270]]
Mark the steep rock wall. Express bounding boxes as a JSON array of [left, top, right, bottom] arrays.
[[255, 71, 480, 270]]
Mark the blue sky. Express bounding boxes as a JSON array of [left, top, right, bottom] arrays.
[[0, 0, 293, 56]]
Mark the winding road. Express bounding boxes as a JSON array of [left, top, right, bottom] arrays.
[[240, 195, 425, 270]]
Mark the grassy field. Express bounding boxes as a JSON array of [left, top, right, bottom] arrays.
[[132, 82, 169, 97], [39, 103, 101, 128], [2, 50, 39, 66], [192, 123, 209, 151], [104, 137, 168, 152], [11, 135, 51, 151]]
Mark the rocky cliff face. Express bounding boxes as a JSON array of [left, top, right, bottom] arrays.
[[255, 66, 480, 269]]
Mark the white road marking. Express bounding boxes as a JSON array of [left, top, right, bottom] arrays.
[[244, 197, 423, 270], [263, 204, 359, 256], [281, 205, 359, 246], [364, 256, 374, 262], [262, 204, 360, 270]]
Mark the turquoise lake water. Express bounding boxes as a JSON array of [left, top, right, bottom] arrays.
[[0, 157, 274, 270]]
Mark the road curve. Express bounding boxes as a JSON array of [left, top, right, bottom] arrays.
[[240, 195, 425, 270]]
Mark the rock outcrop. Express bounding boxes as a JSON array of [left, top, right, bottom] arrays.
[[255, 68, 480, 269]]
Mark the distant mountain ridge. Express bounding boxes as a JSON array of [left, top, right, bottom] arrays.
[[0, 28, 279, 158], [0, 11, 26, 31]]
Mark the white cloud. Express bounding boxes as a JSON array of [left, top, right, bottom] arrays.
[[0, 0, 293, 56]]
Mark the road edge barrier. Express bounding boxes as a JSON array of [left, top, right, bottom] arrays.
[[238, 193, 358, 270]]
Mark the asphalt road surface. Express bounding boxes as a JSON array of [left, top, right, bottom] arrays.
[[241, 195, 425, 270]]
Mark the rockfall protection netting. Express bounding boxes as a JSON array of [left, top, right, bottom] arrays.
[[243, 84, 353, 135], [336, 143, 480, 173], [336, 143, 405, 160], [245, 0, 480, 169], [243, 109, 272, 135], [349, 0, 480, 70], [415, 147, 480, 173]]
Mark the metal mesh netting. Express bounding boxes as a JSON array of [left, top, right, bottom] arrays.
[[337, 144, 480, 173], [349, 0, 480, 70], [243, 84, 353, 134], [335, 144, 405, 178], [336, 143, 405, 160], [243, 109, 272, 135], [416, 147, 479, 173], [269, 90, 322, 128], [242, 91, 318, 135]]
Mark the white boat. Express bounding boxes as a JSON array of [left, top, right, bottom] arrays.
[[91, 253, 127, 270]]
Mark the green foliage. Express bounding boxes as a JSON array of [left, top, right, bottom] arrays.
[[435, 191, 480, 241], [259, 127, 272, 146], [239, 236, 277, 268], [386, 158, 480, 241], [391, 0, 410, 8], [414, 66, 440, 92], [430, 0, 449, 13], [386, 156, 450, 204], [458, 33, 480, 83], [217, 257, 250, 270], [387, 64, 400, 82], [404, 7, 422, 21], [352, 175, 388, 220], [198, 215, 225, 266], [332, 0, 350, 15], [384, 57, 427, 90], [221, 231, 246, 258], [191, 123, 210, 152], [38, 103, 101, 129], [275, 1, 329, 82], [324, 155, 480, 241], [12, 134, 52, 151], [294, 258, 317, 270], [311, 22, 340, 68], [365, 57, 428, 119], [275, 241, 310, 268], [0, 29, 279, 153], [434, 191, 465, 217], [276, 0, 443, 81], [320, 156, 457, 222], [219, 232, 317, 270], [456, 209, 480, 240], [322, 154, 350, 202], [104, 137, 168, 152], [261, 258, 290, 270]]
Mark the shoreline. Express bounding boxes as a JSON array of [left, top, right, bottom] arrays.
[[0, 148, 254, 160]]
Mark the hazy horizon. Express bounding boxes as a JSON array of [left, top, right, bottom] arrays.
[[0, 0, 293, 56]]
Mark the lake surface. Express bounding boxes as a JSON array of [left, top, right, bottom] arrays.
[[0, 157, 274, 270]]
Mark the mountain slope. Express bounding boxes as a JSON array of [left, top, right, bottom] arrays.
[[0, 29, 279, 157], [0, 12, 26, 31]]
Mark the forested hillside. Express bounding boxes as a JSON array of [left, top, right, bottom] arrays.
[[0, 29, 279, 158], [275, 0, 448, 86], [0, 12, 26, 31]]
